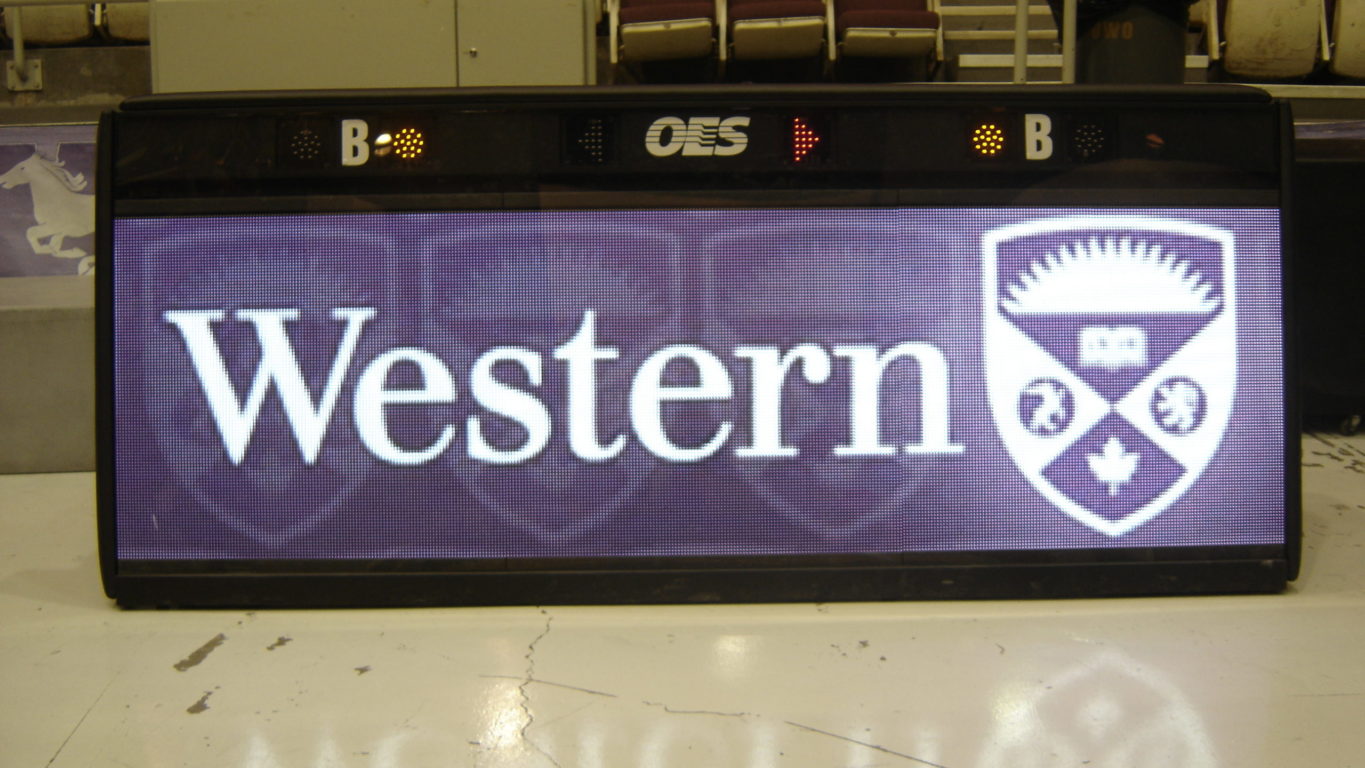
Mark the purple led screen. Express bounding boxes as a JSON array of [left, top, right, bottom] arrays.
[[111, 208, 1285, 559]]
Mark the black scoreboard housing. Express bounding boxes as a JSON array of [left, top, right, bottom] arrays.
[[97, 85, 1299, 608]]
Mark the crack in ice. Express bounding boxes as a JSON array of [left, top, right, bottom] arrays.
[[518, 609, 561, 768]]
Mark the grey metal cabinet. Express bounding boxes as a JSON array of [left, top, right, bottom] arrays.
[[151, 0, 595, 93], [456, 0, 596, 86]]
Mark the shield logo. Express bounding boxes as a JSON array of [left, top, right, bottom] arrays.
[[701, 215, 952, 542], [983, 217, 1236, 536], [138, 220, 399, 550], [420, 214, 682, 544]]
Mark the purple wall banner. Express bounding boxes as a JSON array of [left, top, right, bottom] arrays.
[[111, 207, 1285, 561], [0, 124, 96, 278]]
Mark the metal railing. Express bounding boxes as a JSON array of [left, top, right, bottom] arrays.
[[1012, 0, 1077, 83]]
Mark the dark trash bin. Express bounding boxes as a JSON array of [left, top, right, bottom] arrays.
[[1050, 0, 1194, 83]]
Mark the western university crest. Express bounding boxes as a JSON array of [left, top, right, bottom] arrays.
[[983, 217, 1236, 536], [420, 218, 682, 543]]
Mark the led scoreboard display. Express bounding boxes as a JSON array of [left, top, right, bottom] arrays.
[[97, 86, 1298, 607]]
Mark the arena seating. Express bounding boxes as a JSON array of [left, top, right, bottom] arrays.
[[610, 0, 719, 64], [1218, 0, 1325, 79], [726, 0, 828, 60], [3, 4, 91, 45], [833, 0, 941, 62], [103, 3, 151, 43], [1331, 0, 1364, 78]]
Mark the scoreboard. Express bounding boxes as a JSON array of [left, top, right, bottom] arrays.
[[97, 85, 1297, 607]]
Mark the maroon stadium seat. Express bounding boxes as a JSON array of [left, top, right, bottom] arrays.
[[726, 0, 829, 60], [834, 0, 941, 60], [611, 0, 718, 64]]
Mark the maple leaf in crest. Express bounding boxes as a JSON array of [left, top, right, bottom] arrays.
[[1087, 436, 1139, 496]]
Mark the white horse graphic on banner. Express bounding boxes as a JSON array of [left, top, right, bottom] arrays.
[[0, 150, 95, 274]]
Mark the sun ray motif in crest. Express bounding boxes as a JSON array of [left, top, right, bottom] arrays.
[[1002, 237, 1220, 315]]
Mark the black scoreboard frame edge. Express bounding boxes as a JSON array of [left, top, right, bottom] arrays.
[[95, 85, 1301, 608], [108, 559, 1290, 610]]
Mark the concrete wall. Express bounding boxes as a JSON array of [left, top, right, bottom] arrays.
[[0, 276, 93, 473]]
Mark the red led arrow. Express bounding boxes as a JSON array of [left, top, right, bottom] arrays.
[[792, 117, 821, 163]]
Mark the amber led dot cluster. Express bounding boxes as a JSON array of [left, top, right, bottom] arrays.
[[971, 122, 1006, 157]]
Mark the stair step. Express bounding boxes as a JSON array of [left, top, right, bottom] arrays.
[[944, 36, 1058, 57], [944, 29, 1056, 40], [944, 15, 1056, 31], [957, 53, 1212, 68], [939, 4, 1052, 16]]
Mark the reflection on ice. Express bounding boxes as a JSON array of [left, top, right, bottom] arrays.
[[979, 650, 1217, 768], [480, 678, 529, 752], [223, 646, 1216, 768], [241, 731, 407, 768], [712, 634, 756, 679]]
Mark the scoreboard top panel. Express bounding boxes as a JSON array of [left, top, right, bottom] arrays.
[[106, 84, 1285, 203]]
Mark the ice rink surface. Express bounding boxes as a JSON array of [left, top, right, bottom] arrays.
[[2, 434, 1362, 768]]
